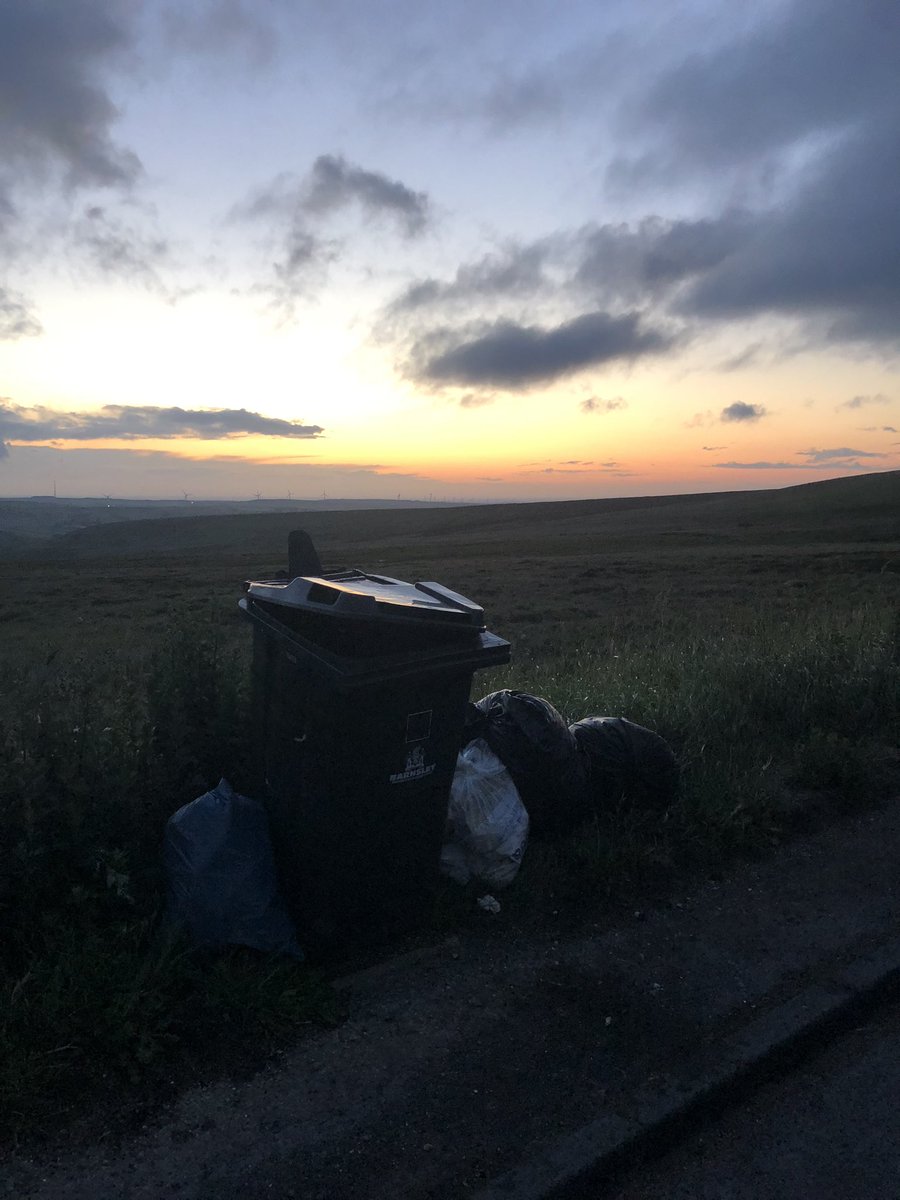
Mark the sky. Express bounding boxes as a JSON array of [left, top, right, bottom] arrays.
[[1, 0, 898, 502]]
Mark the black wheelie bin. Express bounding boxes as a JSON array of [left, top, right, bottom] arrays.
[[240, 532, 510, 958]]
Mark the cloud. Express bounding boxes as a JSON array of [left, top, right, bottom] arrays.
[[632, 4, 900, 347], [413, 310, 674, 389], [388, 241, 552, 316], [580, 0, 900, 353], [0, 287, 42, 339], [580, 395, 625, 414], [303, 155, 429, 236], [713, 461, 810, 470], [233, 155, 430, 305], [522, 459, 627, 475], [837, 393, 891, 410], [0, 403, 323, 447], [721, 402, 766, 423], [713, 456, 886, 472], [702, 445, 727, 451], [235, 156, 430, 237], [75, 204, 170, 288], [797, 446, 884, 463], [481, 66, 565, 131], [719, 342, 765, 372], [160, 1, 277, 65], [575, 214, 749, 304], [621, 0, 899, 176], [678, 127, 900, 345], [458, 392, 494, 409], [0, 0, 141, 191]]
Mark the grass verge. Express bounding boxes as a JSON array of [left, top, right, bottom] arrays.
[[1, 599, 898, 1143]]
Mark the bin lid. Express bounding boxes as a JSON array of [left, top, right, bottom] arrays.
[[245, 570, 485, 628]]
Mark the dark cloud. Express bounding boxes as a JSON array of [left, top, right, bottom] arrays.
[[458, 392, 494, 409], [234, 155, 430, 306], [237, 157, 429, 238], [624, 0, 900, 176], [797, 447, 884, 463], [303, 155, 429, 236], [606, 0, 900, 349], [579, 148, 900, 351], [679, 123, 900, 344], [0, 403, 323, 446], [0, 0, 140, 190], [0, 287, 42, 340], [511, 1, 888, 358], [388, 242, 551, 315], [415, 310, 674, 389], [574, 215, 748, 304], [721, 402, 766, 423], [580, 395, 625, 414]]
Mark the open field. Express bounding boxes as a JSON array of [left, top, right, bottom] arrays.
[[1, 471, 898, 1142], [3, 469, 898, 655]]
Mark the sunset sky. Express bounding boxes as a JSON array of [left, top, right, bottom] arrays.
[[1, 0, 898, 501]]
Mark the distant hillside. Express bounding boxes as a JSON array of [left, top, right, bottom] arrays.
[[0, 496, 457, 544], [10, 469, 897, 568]]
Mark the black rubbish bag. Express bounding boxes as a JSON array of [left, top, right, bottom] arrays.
[[164, 778, 304, 958], [569, 717, 678, 815], [469, 690, 589, 840]]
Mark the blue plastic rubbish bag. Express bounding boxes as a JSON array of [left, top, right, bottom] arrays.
[[163, 778, 303, 958]]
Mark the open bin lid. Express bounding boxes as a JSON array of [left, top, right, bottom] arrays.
[[245, 570, 486, 629]]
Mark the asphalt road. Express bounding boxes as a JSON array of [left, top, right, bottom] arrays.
[[599, 999, 900, 1200]]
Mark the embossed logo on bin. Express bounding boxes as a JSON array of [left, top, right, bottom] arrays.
[[390, 744, 436, 784]]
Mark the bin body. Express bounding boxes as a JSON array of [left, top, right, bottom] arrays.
[[241, 566, 509, 956]]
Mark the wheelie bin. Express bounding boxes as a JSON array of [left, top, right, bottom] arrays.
[[240, 531, 510, 957]]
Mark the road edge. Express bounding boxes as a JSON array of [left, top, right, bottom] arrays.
[[474, 939, 900, 1199]]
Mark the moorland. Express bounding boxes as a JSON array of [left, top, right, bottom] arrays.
[[1, 471, 898, 1141]]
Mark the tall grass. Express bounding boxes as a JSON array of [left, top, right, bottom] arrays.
[[0, 617, 340, 1141], [482, 599, 899, 897], [1, 598, 898, 1140]]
